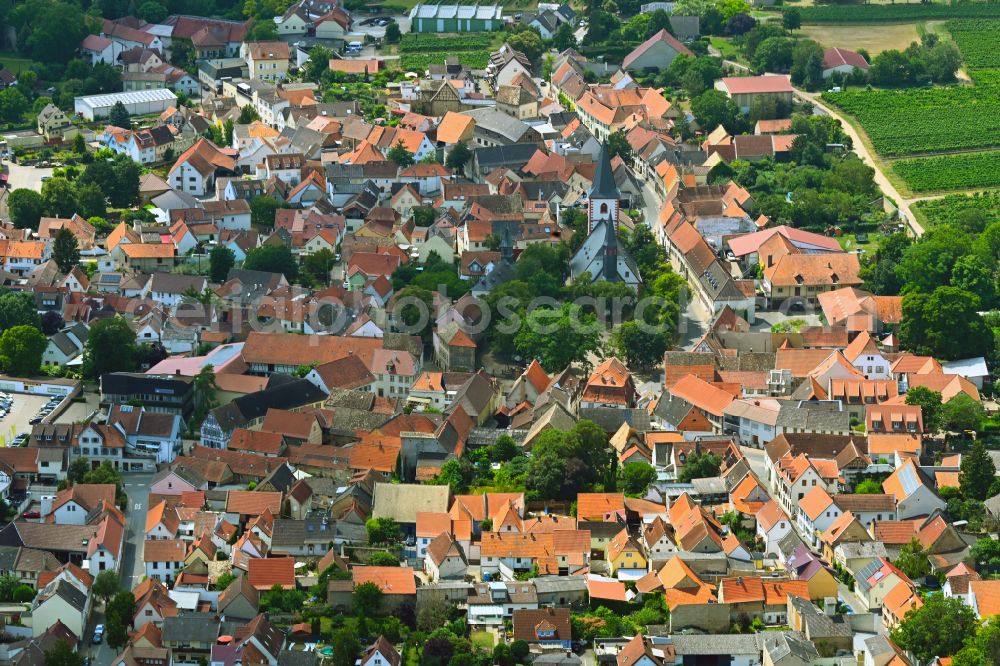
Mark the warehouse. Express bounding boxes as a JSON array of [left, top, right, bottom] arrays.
[[408, 4, 503, 32], [73, 88, 178, 120]]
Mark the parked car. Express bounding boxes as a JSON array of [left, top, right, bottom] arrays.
[[92, 624, 104, 645], [21, 510, 39, 519]]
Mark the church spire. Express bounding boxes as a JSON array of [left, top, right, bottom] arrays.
[[500, 223, 513, 264], [588, 140, 622, 235]]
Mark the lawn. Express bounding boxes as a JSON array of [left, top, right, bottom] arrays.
[[709, 37, 739, 60], [470, 631, 495, 649], [0, 52, 37, 75], [837, 232, 883, 252]]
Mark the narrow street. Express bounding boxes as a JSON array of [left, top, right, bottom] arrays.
[[83, 471, 154, 666], [638, 176, 711, 351]]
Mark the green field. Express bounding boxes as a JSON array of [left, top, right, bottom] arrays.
[[912, 190, 1000, 227], [794, 3, 1000, 24], [893, 151, 1000, 192]]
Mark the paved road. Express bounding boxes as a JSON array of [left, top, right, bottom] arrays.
[[792, 90, 926, 237], [84, 472, 154, 666]]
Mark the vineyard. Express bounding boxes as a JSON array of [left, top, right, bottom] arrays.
[[913, 191, 1000, 227], [946, 20, 1000, 69], [792, 3, 1000, 23], [893, 151, 1000, 192], [822, 85, 1000, 156], [398, 34, 496, 53], [398, 51, 491, 71], [395, 33, 494, 72]]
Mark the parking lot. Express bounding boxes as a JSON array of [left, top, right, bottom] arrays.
[[2, 161, 54, 193], [0, 394, 53, 446]]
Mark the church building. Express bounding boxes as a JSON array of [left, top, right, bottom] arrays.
[[569, 142, 642, 290]]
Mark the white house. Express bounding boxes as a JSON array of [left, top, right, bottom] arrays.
[[42, 323, 89, 367], [756, 500, 792, 557], [883, 459, 946, 520], [31, 579, 90, 638], [843, 332, 892, 380], [143, 539, 188, 583], [45, 483, 116, 525], [424, 533, 468, 582], [143, 273, 208, 309], [795, 486, 841, 547]]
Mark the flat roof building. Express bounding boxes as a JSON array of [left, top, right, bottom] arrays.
[[74, 89, 178, 120]]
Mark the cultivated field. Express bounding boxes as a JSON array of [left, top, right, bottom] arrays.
[[893, 151, 1000, 193], [913, 191, 1000, 228], [798, 23, 927, 55]]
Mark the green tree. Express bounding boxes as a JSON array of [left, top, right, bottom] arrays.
[[491, 434, 519, 463], [606, 129, 632, 163], [677, 451, 722, 483], [52, 228, 80, 273], [329, 627, 361, 666], [82, 316, 138, 378], [7, 189, 44, 230], [76, 182, 108, 220], [40, 177, 78, 218], [506, 31, 544, 64], [302, 249, 336, 286], [854, 479, 883, 494], [214, 572, 236, 591], [366, 517, 402, 545], [108, 101, 130, 129], [552, 22, 576, 51], [901, 287, 994, 361], [105, 590, 136, 649], [190, 362, 218, 427], [960, 439, 995, 500], [243, 244, 298, 281], [611, 321, 669, 370], [782, 7, 801, 30], [93, 569, 121, 606], [514, 304, 601, 372], [138, 0, 167, 22], [859, 233, 911, 296], [951, 254, 996, 308], [43, 639, 84, 666], [0, 291, 41, 333], [0, 325, 46, 376], [953, 620, 1000, 666], [690, 89, 743, 135], [386, 140, 414, 167], [209, 246, 235, 283], [891, 593, 977, 663], [238, 105, 260, 124], [67, 457, 90, 484], [353, 581, 383, 617], [385, 22, 401, 43], [249, 195, 282, 228], [83, 461, 124, 499], [944, 394, 986, 435], [895, 537, 931, 580], [619, 461, 656, 496], [434, 458, 468, 494], [0, 87, 28, 123], [904, 386, 942, 433], [445, 141, 471, 172]]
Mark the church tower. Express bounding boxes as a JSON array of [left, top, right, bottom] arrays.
[[499, 222, 514, 264], [587, 140, 621, 234]]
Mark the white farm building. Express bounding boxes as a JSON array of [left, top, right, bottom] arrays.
[[74, 89, 178, 121]]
